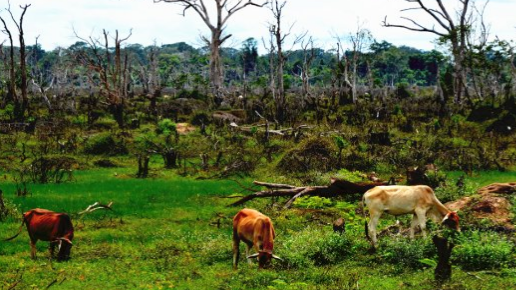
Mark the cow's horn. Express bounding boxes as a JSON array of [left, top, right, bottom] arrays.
[[246, 253, 259, 259], [56, 237, 73, 245], [272, 254, 283, 261]]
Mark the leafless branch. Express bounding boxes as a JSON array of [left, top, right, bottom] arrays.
[[79, 202, 113, 215]]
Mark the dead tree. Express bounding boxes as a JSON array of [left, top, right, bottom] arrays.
[[74, 29, 132, 128], [0, 2, 31, 121], [265, 0, 306, 125], [229, 178, 392, 208], [135, 44, 161, 118], [154, 0, 267, 106], [382, 0, 478, 104]]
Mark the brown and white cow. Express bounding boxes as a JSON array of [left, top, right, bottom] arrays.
[[4, 208, 74, 261], [363, 185, 459, 247], [232, 208, 282, 269]]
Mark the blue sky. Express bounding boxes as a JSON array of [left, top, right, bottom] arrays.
[[1, 0, 514, 53]]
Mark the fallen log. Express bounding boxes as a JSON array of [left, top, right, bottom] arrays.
[[229, 177, 392, 208]]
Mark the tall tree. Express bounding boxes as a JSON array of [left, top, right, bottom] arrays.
[[153, 0, 267, 106], [383, 0, 478, 104], [0, 2, 31, 121], [265, 0, 305, 125], [74, 29, 132, 128]]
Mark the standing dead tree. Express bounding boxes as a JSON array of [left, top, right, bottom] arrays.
[[382, 0, 478, 104], [0, 2, 31, 121], [74, 29, 132, 128], [265, 0, 306, 125], [154, 0, 267, 107], [229, 178, 393, 208]]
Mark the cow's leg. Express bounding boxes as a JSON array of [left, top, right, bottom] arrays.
[[30, 239, 37, 259], [49, 242, 55, 258], [245, 242, 254, 265], [368, 211, 382, 247], [409, 214, 418, 239], [415, 208, 428, 237], [232, 234, 240, 269], [49, 240, 59, 259]]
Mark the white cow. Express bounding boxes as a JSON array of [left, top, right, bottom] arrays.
[[363, 185, 459, 247]]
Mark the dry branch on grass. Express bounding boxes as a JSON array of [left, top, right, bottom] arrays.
[[229, 178, 392, 208], [79, 202, 113, 215]]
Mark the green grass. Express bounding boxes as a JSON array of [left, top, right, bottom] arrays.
[[1, 169, 515, 289]]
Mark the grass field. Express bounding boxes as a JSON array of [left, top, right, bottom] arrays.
[[1, 169, 516, 289]]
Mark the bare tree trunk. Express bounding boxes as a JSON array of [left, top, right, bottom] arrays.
[[155, 0, 267, 107], [383, 0, 476, 104], [229, 178, 392, 208], [0, 4, 31, 121], [433, 235, 454, 283]]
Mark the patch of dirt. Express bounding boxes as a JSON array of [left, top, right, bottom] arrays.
[[176, 123, 196, 135], [477, 182, 516, 195], [446, 192, 514, 230]]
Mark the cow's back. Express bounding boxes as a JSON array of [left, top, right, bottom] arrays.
[[364, 185, 436, 215], [233, 209, 272, 243], [25, 209, 73, 241]]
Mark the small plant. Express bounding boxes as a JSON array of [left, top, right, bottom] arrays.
[[293, 196, 333, 209], [84, 133, 128, 155], [379, 236, 436, 270], [279, 227, 356, 269], [0, 189, 19, 221], [156, 118, 177, 137], [452, 230, 516, 270]]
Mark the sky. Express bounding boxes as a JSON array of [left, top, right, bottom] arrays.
[[1, 0, 515, 54]]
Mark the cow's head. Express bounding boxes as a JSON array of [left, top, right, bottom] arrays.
[[247, 251, 282, 268], [56, 238, 73, 261], [442, 211, 460, 231]]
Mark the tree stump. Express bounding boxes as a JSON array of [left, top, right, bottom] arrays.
[[433, 235, 454, 283], [333, 217, 345, 234]]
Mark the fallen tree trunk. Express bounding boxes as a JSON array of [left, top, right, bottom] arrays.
[[229, 177, 392, 208]]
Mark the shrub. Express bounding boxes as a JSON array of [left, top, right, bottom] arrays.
[[84, 133, 128, 156], [90, 117, 117, 130], [277, 137, 337, 174], [279, 227, 355, 269], [452, 231, 515, 270], [293, 196, 333, 209], [156, 118, 177, 136], [379, 236, 436, 270], [0, 191, 19, 221]]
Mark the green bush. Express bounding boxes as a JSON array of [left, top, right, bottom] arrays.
[[379, 236, 436, 270], [70, 114, 88, 128], [91, 117, 117, 130], [277, 137, 338, 174], [309, 232, 354, 266], [293, 196, 333, 209], [83, 133, 129, 155], [156, 118, 177, 136], [453, 231, 515, 270], [280, 227, 355, 268]]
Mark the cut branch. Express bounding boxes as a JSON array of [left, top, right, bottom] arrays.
[[79, 202, 113, 215], [228, 178, 393, 208]]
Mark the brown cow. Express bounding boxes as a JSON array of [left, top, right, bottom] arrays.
[[232, 208, 282, 269], [4, 208, 74, 261], [363, 185, 459, 248]]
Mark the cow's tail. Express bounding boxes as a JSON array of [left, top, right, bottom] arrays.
[[3, 216, 25, 241]]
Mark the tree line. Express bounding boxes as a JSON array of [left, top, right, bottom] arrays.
[[0, 0, 515, 128]]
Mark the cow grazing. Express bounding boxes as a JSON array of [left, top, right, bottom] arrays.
[[4, 208, 74, 261], [363, 185, 459, 247], [232, 208, 282, 269]]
